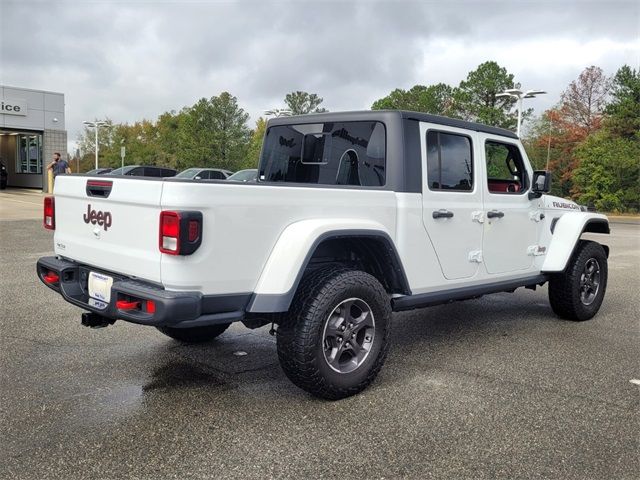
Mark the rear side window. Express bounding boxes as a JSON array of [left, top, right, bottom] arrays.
[[145, 167, 162, 177], [210, 170, 226, 180], [259, 121, 386, 187], [426, 131, 473, 191]]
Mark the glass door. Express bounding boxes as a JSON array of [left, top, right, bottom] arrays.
[[16, 133, 43, 174]]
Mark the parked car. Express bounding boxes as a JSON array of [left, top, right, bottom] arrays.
[[176, 168, 232, 180], [107, 165, 176, 177], [227, 169, 257, 182], [85, 168, 113, 175], [38, 110, 610, 400]]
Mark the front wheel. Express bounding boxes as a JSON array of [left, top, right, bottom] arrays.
[[276, 266, 392, 400], [548, 240, 608, 321], [156, 323, 231, 343]]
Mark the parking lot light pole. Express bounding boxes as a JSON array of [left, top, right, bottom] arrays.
[[83, 120, 109, 169], [496, 88, 546, 137]]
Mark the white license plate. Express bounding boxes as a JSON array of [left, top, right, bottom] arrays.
[[88, 271, 113, 303]]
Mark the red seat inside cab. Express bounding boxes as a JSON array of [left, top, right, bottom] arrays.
[[488, 179, 521, 193]]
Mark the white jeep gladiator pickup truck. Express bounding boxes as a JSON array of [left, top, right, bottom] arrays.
[[38, 110, 610, 399]]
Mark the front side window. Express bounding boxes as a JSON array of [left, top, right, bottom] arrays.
[[426, 131, 473, 191], [259, 121, 386, 187], [485, 141, 528, 194]]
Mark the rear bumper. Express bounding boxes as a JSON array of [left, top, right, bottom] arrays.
[[36, 256, 249, 327]]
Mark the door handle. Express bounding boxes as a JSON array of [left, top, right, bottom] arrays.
[[432, 209, 454, 219], [487, 210, 504, 219]]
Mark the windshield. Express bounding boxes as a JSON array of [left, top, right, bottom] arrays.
[[176, 168, 200, 178], [108, 166, 136, 175], [227, 169, 257, 182]]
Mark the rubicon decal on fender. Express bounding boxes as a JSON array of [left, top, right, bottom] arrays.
[[83, 204, 113, 231]]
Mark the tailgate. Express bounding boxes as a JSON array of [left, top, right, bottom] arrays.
[[53, 176, 163, 283]]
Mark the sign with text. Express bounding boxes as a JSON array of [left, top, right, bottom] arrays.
[[0, 98, 27, 116]]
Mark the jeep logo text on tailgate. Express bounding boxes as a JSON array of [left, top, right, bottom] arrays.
[[83, 205, 112, 230]]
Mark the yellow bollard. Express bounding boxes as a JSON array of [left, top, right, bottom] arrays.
[[47, 170, 54, 194]]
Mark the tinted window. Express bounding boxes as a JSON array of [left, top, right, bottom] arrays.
[[162, 169, 176, 177], [143, 167, 161, 177], [210, 170, 226, 179], [426, 131, 473, 191], [260, 121, 386, 187], [109, 166, 136, 175], [127, 167, 145, 176]]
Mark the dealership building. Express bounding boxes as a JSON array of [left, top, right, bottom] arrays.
[[0, 85, 67, 192]]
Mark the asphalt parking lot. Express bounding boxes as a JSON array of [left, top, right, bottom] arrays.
[[1, 196, 638, 479]]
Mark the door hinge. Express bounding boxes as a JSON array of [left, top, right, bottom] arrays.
[[468, 250, 483, 263], [471, 211, 485, 223], [527, 245, 547, 256], [529, 210, 545, 222]]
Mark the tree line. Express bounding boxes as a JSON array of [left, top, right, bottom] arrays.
[[76, 90, 327, 173], [77, 61, 638, 212]]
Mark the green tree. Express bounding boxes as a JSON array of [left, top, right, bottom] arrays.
[[178, 92, 250, 171], [452, 61, 522, 129], [284, 91, 327, 115], [246, 117, 267, 167], [605, 65, 640, 139], [573, 131, 640, 212], [371, 83, 454, 115]]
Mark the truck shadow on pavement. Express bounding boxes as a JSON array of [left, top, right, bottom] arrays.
[[136, 293, 555, 398]]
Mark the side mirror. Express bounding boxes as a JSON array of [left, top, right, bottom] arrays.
[[529, 170, 551, 199], [194, 176, 202, 180]]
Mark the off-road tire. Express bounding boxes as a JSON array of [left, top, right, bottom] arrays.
[[276, 266, 392, 400], [548, 240, 608, 321], [156, 323, 231, 343]]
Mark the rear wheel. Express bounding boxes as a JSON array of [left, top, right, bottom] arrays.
[[156, 323, 231, 343], [276, 266, 392, 400], [548, 240, 608, 321]]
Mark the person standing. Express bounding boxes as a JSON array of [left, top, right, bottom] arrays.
[[47, 152, 71, 181]]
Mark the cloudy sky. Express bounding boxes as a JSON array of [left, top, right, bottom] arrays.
[[1, 0, 638, 150]]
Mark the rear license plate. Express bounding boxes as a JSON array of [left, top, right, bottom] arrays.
[[88, 271, 113, 303]]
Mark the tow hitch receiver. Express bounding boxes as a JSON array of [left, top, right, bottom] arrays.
[[81, 312, 115, 328]]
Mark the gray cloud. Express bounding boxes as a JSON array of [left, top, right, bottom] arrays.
[[1, 0, 638, 150]]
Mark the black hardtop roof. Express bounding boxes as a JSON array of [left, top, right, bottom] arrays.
[[267, 109, 518, 140]]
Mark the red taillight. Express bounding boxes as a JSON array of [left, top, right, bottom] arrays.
[[146, 300, 156, 314], [43, 271, 59, 284], [116, 300, 140, 310], [159, 211, 181, 254], [159, 210, 202, 255], [44, 196, 55, 230]]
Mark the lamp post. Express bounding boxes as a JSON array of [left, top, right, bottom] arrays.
[[83, 120, 109, 169], [496, 88, 546, 137], [264, 108, 292, 117]]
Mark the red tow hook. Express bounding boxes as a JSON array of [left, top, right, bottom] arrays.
[[43, 272, 60, 284], [116, 300, 141, 310]]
